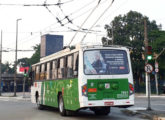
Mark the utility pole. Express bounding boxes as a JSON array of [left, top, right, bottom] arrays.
[[144, 19, 151, 111], [144, 19, 148, 96], [0, 30, 2, 96], [111, 22, 114, 45], [14, 19, 22, 96], [154, 48, 165, 95]]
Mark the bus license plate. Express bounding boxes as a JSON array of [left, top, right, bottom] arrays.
[[104, 102, 114, 106]]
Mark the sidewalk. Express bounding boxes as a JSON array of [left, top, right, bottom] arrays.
[[123, 94, 165, 120], [125, 107, 165, 120], [0, 92, 31, 101]]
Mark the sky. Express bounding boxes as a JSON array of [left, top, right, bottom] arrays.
[[0, 0, 165, 64]]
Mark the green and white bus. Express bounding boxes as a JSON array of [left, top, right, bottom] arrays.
[[31, 44, 134, 116]]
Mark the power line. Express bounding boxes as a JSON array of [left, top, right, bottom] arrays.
[[101, 0, 128, 25], [1, 49, 34, 52], [56, 0, 108, 32], [0, 0, 74, 6], [81, 0, 115, 43], [68, 0, 103, 46]]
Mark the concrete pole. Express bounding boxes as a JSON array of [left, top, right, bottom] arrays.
[[14, 19, 21, 96], [144, 19, 149, 96], [155, 60, 159, 95], [0, 30, 2, 96], [23, 76, 26, 98], [145, 72, 148, 96], [111, 22, 114, 45], [147, 74, 152, 110]]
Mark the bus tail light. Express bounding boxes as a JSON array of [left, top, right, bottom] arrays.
[[129, 83, 134, 95], [82, 84, 87, 96], [88, 88, 97, 92]]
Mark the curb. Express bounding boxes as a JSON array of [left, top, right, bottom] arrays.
[[0, 96, 31, 101], [121, 109, 152, 120], [122, 108, 165, 120]]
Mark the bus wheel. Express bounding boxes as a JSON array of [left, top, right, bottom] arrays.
[[36, 94, 44, 110], [94, 107, 110, 116], [59, 94, 66, 116]]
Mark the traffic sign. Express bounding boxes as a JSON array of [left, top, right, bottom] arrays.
[[155, 68, 159, 73], [145, 64, 153, 73], [155, 62, 158, 68]]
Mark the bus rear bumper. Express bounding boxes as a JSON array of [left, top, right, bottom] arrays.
[[80, 99, 134, 108]]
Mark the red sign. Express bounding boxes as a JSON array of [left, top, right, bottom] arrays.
[[19, 67, 29, 72], [104, 102, 114, 106]]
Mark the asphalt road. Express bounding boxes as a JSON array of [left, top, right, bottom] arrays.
[[0, 100, 144, 120]]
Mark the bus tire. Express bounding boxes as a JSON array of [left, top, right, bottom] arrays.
[[59, 94, 66, 116], [94, 107, 110, 116], [36, 92, 44, 110]]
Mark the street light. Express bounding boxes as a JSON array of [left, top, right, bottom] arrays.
[[14, 18, 22, 97]]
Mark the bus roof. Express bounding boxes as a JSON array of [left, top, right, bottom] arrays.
[[32, 43, 129, 66]]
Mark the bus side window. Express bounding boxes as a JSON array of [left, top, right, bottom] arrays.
[[67, 55, 73, 78], [36, 65, 40, 80], [73, 52, 79, 77], [40, 64, 44, 80], [52, 60, 56, 79], [58, 58, 64, 79], [44, 63, 47, 80], [31, 66, 36, 84], [39, 65, 42, 80], [46, 62, 50, 80], [49, 61, 53, 79], [54, 60, 58, 79]]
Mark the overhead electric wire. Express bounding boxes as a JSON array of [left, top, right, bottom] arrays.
[[101, 0, 128, 25], [68, 0, 103, 46], [1, 50, 34, 52], [57, 0, 108, 31], [81, 0, 115, 43], [2, 0, 108, 50], [0, 0, 74, 6], [43, 0, 107, 34]]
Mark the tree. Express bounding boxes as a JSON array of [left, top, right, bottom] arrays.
[[16, 44, 40, 71], [149, 30, 165, 70], [1, 62, 14, 74], [103, 11, 160, 92], [17, 58, 30, 67], [29, 44, 40, 65]]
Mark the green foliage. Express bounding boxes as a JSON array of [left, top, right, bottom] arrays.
[[103, 11, 163, 87], [29, 44, 40, 65], [1, 62, 14, 74], [17, 58, 30, 67], [16, 44, 40, 70], [149, 30, 165, 69]]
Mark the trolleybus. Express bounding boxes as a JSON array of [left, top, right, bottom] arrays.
[[31, 44, 134, 116]]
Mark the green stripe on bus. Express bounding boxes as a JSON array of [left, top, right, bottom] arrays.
[[42, 78, 80, 111], [87, 78, 129, 100]]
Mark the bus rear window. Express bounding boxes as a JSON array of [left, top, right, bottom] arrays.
[[84, 49, 129, 75]]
